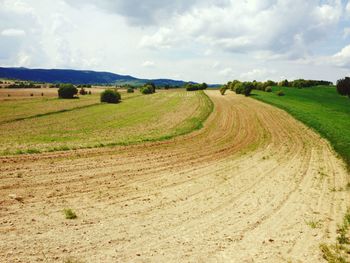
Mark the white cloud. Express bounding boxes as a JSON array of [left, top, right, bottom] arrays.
[[219, 67, 234, 77], [332, 44, 350, 67], [1, 28, 26, 37], [344, 28, 350, 38], [139, 28, 174, 49], [139, 0, 342, 58], [0, 0, 349, 84], [346, 1, 350, 15], [240, 69, 277, 81], [142, 60, 155, 67]]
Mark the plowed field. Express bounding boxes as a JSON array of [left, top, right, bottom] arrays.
[[0, 90, 349, 262]]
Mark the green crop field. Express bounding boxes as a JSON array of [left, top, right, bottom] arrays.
[[0, 90, 213, 155], [252, 86, 350, 167]]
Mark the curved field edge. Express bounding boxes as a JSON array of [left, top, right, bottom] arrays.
[[251, 87, 350, 169], [1, 90, 214, 156]]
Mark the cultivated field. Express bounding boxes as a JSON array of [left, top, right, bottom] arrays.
[[0, 89, 212, 155], [252, 86, 350, 167], [0, 90, 349, 262]]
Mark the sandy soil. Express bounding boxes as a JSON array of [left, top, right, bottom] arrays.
[[0, 90, 349, 262]]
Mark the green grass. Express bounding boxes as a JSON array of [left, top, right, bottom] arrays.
[[0, 92, 138, 124], [63, 208, 77, 219], [252, 86, 350, 168], [320, 209, 350, 262], [0, 90, 212, 155]]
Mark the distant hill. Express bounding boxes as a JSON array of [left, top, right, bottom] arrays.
[[0, 67, 195, 86]]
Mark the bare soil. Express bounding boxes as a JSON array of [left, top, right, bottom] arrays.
[[0, 90, 349, 262]]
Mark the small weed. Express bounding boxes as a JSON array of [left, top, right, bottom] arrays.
[[64, 258, 83, 263], [26, 149, 41, 154], [320, 243, 347, 263], [344, 211, 350, 225], [306, 220, 321, 229], [276, 90, 285, 96], [321, 209, 350, 262], [318, 171, 328, 180], [63, 208, 77, 219], [346, 182, 350, 190]]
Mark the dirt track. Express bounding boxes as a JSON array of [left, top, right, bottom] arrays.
[[0, 90, 349, 262]]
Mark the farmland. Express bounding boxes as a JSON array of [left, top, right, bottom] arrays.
[[252, 86, 350, 168], [0, 89, 212, 155], [0, 89, 349, 262]]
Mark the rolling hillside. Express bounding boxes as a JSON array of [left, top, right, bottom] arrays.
[[0, 67, 193, 86]]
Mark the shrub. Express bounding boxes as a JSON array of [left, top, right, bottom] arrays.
[[277, 90, 285, 96], [264, 80, 277, 88], [220, 86, 228, 95], [336, 77, 350, 98], [140, 83, 156, 94], [127, 87, 134, 93], [100, 89, 121, 103], [146, 82, 156, 93], [291, 79, 333, 88], [185, 83, 208, 91], [229, 80, 240, 91], [252, 80, 264, 91], [140, 86, 153, 94], [58, 84, 78, 99], [235, 82, 254, 96], [186, 84, 197, 91], [30, 93, 34, 97], [265, 86, 272, 92], [242, 82, 254, 96], [235, 83, 244, 94], [278, 79, 289, 87], [63, 208, 77, 219], [201, 83, 208, 90], [79, 88, 87, 95]]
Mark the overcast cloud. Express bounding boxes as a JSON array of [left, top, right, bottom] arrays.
[[0, 0, 349, 83]]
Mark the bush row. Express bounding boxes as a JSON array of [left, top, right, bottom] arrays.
[[185, 83, 208, 91]]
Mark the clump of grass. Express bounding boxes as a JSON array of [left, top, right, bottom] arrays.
[[321, 209, 350, 262], [276, 90, 285, 96], [63, 208, 77, 219], [346, 182, 350, 190], [306, 220, 321, 229], [320, 243, 347, 263], [64, 258, 83, 263], [26, 148, 41, 154]]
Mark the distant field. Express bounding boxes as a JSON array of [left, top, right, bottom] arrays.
[[0, 89, 212, 155], [0, 88, 137, 123], [252, 86, 350, 167]]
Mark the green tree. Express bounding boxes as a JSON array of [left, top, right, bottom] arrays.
[[58, 84, 78, 99], [100, 89, 121, 103], [336, 77, 350, 98]]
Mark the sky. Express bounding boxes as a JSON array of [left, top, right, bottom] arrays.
[[0, 0, 350, 84]]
